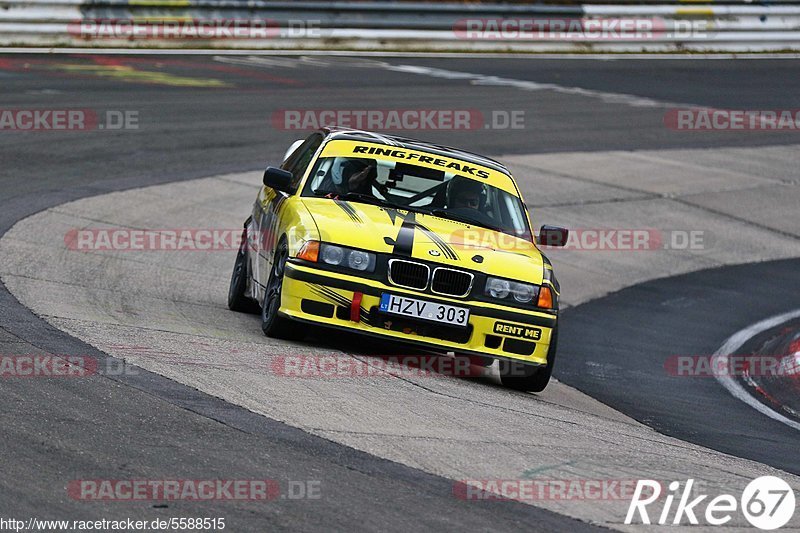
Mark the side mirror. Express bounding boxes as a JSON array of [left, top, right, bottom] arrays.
[[263, 167, 293, 193], [537, 225, 568, 247]]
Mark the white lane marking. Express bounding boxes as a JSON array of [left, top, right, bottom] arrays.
[[712, 308, 800, 432], [2, 48, 800, 60], [209, 54, 695, 108], [214, 54, 369, 69], [212, 55, 299, 68], [383, 63, 695, 108]]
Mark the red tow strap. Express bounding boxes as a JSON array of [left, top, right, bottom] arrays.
[[350, 292, 363, 322]]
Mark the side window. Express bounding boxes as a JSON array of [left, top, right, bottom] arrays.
[[282, 133, 323, 191]]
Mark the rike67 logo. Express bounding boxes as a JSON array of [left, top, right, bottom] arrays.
[[626, 477, 796, 530]]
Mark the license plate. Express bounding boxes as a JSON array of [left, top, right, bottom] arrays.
[[379, 293, 469, 327]]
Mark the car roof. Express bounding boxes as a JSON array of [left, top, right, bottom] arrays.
[[320, 126, 512, 177]]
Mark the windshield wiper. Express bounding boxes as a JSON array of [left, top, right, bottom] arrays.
[[428, 209, 504, 233]]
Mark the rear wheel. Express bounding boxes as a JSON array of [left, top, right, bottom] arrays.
[[261, 240, 304, 340], [227, 227, 259, 314], [499, 327, 558, 392]]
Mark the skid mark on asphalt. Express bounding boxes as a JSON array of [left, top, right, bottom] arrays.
[[0, 56, 229, 87], [99, 56, 303, 85], [0, 55, 301, 88]]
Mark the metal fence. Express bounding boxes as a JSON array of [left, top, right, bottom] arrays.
[[2, 0, 799, 51]]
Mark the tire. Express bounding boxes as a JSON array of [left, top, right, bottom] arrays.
[[499, 326, 558, 392], [227, 228, 260, 314], [261, 240, 304, 340]]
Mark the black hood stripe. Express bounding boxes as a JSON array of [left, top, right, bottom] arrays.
[[384, 207, 398, 226], [333, 199, 362, 224], [392, 211, 416, 257]]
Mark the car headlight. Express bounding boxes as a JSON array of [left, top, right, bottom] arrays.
[[485, 276, 539, 304], [321, 244, 345, 265], [318, 243, 376, 273], [512, 283, 535, 303], [347, 250, 371, 271], [485, 277, 510, 299]]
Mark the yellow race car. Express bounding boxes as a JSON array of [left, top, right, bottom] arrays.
[[228, 127, 567, 391]]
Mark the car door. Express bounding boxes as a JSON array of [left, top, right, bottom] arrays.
[[251, 133, 323, 300]]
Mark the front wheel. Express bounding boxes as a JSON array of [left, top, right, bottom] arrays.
[[261, 240, 304, 340], [499, 327, 558, 392]]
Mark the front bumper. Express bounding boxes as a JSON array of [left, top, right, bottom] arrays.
[[281, 261, 556, 365]]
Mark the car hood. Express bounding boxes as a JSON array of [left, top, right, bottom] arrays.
[[301, 197, 544, 284]]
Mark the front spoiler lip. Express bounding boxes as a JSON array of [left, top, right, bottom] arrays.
[[284, 261, 557, 329], [277, 311, 547, 367]]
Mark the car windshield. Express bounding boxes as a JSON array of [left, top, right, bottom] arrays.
[[301, 155, 530, 237]]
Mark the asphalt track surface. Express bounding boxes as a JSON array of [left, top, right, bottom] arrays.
[[1, 53, 799, 530], [558, 258, 800, 476]]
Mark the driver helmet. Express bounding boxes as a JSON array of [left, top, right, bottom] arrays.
[[331, 158, 377, 186], [446, 176, 485, 209]]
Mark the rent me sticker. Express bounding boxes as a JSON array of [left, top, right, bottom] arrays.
[[493, 322, 541, 340]]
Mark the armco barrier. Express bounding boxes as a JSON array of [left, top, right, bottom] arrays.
[[1, 0, 799, 51]]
